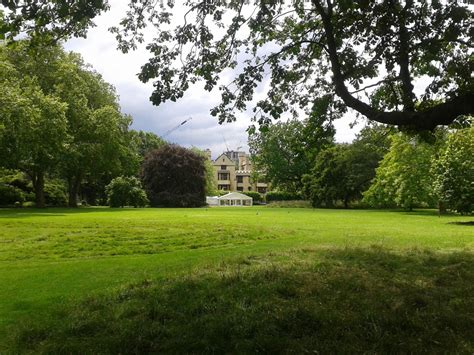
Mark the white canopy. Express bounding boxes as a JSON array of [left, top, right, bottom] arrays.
[[219, 192, 252, 200], [215, 192, 253, 206]]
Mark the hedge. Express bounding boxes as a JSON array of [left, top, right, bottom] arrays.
[[265, 191, 302, 202]]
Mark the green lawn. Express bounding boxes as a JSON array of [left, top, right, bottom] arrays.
[[0, 207, 473, 353]]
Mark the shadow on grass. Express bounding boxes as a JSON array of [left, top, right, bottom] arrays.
[[448, 221, 474, 226], [9, 247, 474, 354]]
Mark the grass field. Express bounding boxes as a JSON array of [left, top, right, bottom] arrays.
[[0, 207, 473, 353]]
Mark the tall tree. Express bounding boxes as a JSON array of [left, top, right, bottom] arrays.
[[363, 133, 437, 210], [129, 130, 166, 160], [0, 48, 68, 207], [191, 147, 218, 196], [1, 41, 137, 207], [249, 118, 333, 193], [433, 126, 474, 214], [303, 125, 390, 208]]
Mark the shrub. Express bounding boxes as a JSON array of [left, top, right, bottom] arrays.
[[266, 200, 312, 208], [266, 191, 302, 202], [141, 145, 206, 207], [44, 180, 68, 207], [242, 191, 263, 202], [0, 183, 25, 206], [106, 176, 148, 208]]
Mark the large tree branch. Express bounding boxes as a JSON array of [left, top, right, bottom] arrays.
[[312, 0, 473, 130]]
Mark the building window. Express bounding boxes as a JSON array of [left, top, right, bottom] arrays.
[[218, 173, 229, 180], [237, 186, 243, 191], [237, 176, 243, 183], [221, 165, 226, 170], [248, 186, 252, 191]]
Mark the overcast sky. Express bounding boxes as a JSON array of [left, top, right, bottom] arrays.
[[64, 1, 362, 158]]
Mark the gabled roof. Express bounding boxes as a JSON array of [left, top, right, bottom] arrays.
[[213, 153, 235, 165], [219, 192, 252, 200]]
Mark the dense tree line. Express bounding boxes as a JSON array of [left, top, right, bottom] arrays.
[[0, 40, 167, 207], [251, 118, 473, 214]]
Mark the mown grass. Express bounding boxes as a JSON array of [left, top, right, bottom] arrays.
[[1, 207, 473, 352]]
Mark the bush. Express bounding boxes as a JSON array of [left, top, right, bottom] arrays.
[[141, 145, 206, 207], [0, 169, 31, 192], [242, 191, 263, 202], [106, 176, 148, 208], [266, 191, 302, 202], [0, 183, 25, 206], [44, 180, 68, 207], [266, 200, 312, 208]]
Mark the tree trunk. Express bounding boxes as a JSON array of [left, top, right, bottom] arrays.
[[438, 201, 447, 216], [67, 175, 82, 208], [33, 171, 46, 208], [343, 196, 349, 209]]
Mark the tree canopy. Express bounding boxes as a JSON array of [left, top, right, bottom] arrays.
[[433, 126, 474, 214], [0, 46, 68, 207], [363, 133, 437, 210], [110, 0, 472, 131], [249, 118, 333, 193], [302, 124, 390, 208], [0, 40, 141, 207], [140, 145, 206, 207], [0, 0, 108, 41], [2, 1, 472, 132]]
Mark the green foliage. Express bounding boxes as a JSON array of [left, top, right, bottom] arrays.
[[0, 1, 109, 41], [0, 41, 140, 207], [108, 1, 472, 130], [266, 191, 302, 202], [105, 176, 148, 208], [0, 184, 25, 206], [130, 130, 166, 159], [0, 44, 69, 207], [140, 145, 206, 207], [303, 126, 389, 208], [363, 134, 437, 210], [433, 127, 474, 214], [44, 179, 67, 207], [191, 148, 218, 196], [242, 191, 262, 202], [249, 119, 333, 193], [0, 169, 32, 193], [266, 200, 312, 208]]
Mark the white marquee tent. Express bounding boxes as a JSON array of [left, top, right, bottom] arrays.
[[207, 192, 253, 207]]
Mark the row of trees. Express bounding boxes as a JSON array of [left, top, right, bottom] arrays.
[[364, 126, 473, 213], [250, 120, 473, 214], [0, 40, 165, 207]]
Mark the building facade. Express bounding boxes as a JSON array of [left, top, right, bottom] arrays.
[[211, 150, 269, 194]]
